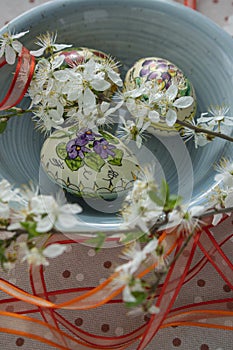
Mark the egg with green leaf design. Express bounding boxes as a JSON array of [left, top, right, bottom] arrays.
[[40, 126, 141, 200]]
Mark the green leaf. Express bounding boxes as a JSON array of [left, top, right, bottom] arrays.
[[148, 190, 164, 207], [135, 77, 142, 88], [120, 231, 145, 244], [179, 79, 191, 96], [108, 149, 123, 166], [68, 125, 78, 133], [161, 179, 169, 203], [56, 142, 68, 160], [65, 157, 83, 171], [0, 121, 7, 133], [83, 152, 105, 172], [99, 130, 119, 144], [20, 221, 39, 238], [84, 232, 106, 252], [164, 194, 183, 212], [50, 130, 71, 139], [125, 291, 147, 308]]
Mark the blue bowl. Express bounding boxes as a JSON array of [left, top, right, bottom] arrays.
[[0, 0, 232, 231]]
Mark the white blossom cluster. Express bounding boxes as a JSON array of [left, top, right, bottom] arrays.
[[0, 179, 82, 270], [1, 30, 232, 150], [116, 158, 233, 308], [113, 239, 160, 315], [25, 32, 123, 133], [122, 80, 193, 125], [182, 105, 233, 148]]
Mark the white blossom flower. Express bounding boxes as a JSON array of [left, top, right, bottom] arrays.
[[20, 243, 49, 266], [79, 58, 111, 91], [0, 202, 10, 220], [114, 239, 159, 305], [127, 304, 160, 317], [20, 243, 66, 267], [0, 179, 19, 221], [167, 205, 205, 236], [99, 58, 123, 87], [214, 158, 233, 188], [197, 105, 232, 129], [31, 192, 82, 233], [122, 173, 163, 230], [30, 32, 72, 57], [0, 30, 29, 64], [3, 261, 15, 271], [159, 84, 194, 127], [181, 119, 212, 148], [0, 179, 19, 202], [118, 116, 150, 148], [33, 104, 65, 133], [124, 82, 193, 128], [119, 239, 159, 270]]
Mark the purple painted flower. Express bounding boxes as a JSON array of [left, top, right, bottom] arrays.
[[142, 59, 154, 66], [93, 138, 116, 159], [66, 138, 91, 159], [147, 72, 159, 80], [76, 129, 98, 146]]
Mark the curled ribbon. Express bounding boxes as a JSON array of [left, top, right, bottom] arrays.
[[0, 219, 231, 349], [0, 46, 35, 110]]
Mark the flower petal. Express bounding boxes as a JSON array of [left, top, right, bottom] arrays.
[[91, 77, 111, 91], [56, 214, 80, 228], [60, 203, 82, 215], [36, 215, 54, 233], [12, 40, 22, 54], [30, 47, 46, 57], [83, 88, 96, 109], [123, 285, 136, 302], [107, 69, 123, 86], [5, 45, 16, 65], [43, 244, 67, 258], [166, 109, 177, 126], [12, 30, 29, 39], [173, 96, 194, 109], [148, 110, 160, 122], [165, 84, 178, 101], [54, 44, 72, 51]]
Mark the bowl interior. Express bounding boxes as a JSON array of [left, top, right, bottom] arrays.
[[0, 0, 232, 231]]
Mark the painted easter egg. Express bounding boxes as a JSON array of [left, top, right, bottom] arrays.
[[56, 47, 121, 97], [40, 126, 141, 200], [124, 57, 196, 134], [59, 47, 110, 66]]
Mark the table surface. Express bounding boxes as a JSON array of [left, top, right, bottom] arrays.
[[0, 1, 232, 350]]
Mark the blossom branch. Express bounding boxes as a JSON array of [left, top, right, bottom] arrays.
[[177, 119, 233, 143]]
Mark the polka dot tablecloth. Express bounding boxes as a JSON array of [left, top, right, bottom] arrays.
[[0, 1, 233, 350]]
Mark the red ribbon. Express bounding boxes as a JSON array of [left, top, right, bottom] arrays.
[[137, 232, 201, 349], [0, 219, 231, 349], [0, 46, 35, 110]]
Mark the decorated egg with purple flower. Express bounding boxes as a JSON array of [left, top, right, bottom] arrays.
[[124, 57, 196, 133], [40, 126, 141, 200]]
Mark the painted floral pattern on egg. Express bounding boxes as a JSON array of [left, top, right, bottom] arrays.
[[124, 57, 197, 134], [40, 127, 141, 199]]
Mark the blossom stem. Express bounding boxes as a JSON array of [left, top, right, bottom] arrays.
[[199, 206, 233, 218], [0, 108, 32, 120], [176, 119, 233, 143]]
